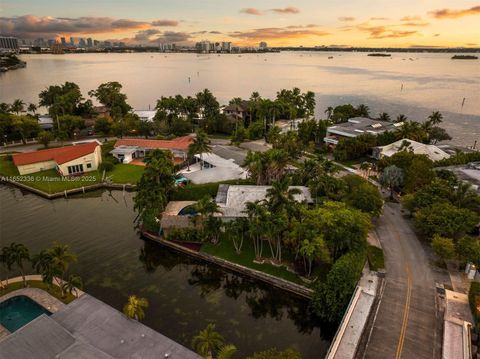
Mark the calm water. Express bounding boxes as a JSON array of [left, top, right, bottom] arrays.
[[1, 51, 479, 145], [0, 185, 332, 357]]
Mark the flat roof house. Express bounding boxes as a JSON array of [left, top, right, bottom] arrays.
[[324, 117, 403, 146], [111, 136, 193, 164], [179, 152, 248, 184], [215, 184, 313, 218], [133, 110, 156, 122], [12, 142, 102, 176]]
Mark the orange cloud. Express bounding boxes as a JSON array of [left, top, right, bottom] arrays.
[[357, 24, 419, 39], [229, 27, 328, 42], [240, 8, 263, 16], [338, 16, 355, 22], [401, 16, 422, 21], [270, 7, 300, 14], [429, 5, 480, 19]]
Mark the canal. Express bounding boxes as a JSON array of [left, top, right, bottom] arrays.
[[0, 185, 334, 358]]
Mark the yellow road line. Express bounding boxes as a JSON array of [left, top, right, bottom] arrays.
[[395, 264, 412, 359]]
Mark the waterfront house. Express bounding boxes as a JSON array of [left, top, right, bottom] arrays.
[[179, 152, 248, 184], [324, 117, 403, 146], [111, 136, 193, 164], [12, 142, 102, 176], [0, 294, 200, 359], [372, 138, 450, 161], [222, 101, 252, 124], [215, 184, 313, 219]]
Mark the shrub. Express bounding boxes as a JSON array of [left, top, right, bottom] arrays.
[[166, 227, 206, 242], [312, 249, 366, 323], [431, 235, 456, 261], [98, 161, 114, 172], [468, 282, 480, 328]]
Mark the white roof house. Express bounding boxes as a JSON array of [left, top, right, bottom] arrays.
[[180, 152, 248, 184], [38, 115, 54, 130], [133, 110, 156, 122], [373, 138, 450, 161], [215, 184, 313, 218]]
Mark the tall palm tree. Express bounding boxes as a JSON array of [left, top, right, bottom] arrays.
[[31, 249, 57, 290], [193, 196, 221, 227], [27, 103, 37, 115], [192, 323, 225, 358], [123, 295, 149, 321], [8, 243, 30, 287], [356, 104, 370, 118], [0, 246, 14, 287], [428, 111, 443, 126], [396, 114, 408, 123], [10, 99, 25, 115], [244, 201, 267, 260], [189, 130, 212, 170], [49, 243, 77, 296], [324, 106, 334, 120], [377, 112, 391, 122], [266, 178, 301, 214], [62, 275, 83, 298]]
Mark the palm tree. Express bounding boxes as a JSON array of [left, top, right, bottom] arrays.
[[192, 323, 225, 358], [244, 201, 267, 260], [31, 249, 57, 290], [10, 99, 25, 115], [193, 196, 220, 228], [123, 295, 149, 321], [189, 130, 212, 170], [49, 243, 77, 296], [62, 275, 83, 298], [377, 112, 391, 122], [356, 104, 370, 118], [396, 114, 408, 123], [359, 161, 372, 178], [27, 103, 37, 115], [324, 106, 334, 120], [428, 111, 443, 126], [0, 246, 14, 287], [266, 178, 301, 214], [217, 344, 237, 359], [8, 243, 29, 287]]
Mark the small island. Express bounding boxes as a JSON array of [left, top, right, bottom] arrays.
[[451, 55, 478, 60], [0, 54, 26, 72], [368, 53, 391, 57]]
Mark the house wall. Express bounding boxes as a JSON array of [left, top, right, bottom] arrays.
[[57, 146, 102, 175], [17, 160, 57, 175]]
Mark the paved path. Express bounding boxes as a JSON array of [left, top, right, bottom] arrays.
[[362, 202, 441, 359]]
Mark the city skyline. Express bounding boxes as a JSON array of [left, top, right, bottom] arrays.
[[0, 0, 479, 48]]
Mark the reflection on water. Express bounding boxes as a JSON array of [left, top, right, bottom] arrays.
[[0, 185, 332, 358], [1, 52, 479, 145]]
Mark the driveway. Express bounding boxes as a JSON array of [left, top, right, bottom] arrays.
[[362, 202, 442, 359]]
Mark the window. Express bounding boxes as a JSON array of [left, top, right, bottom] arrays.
[[67, 164, 84, 175], [86, 163, 92, 169]]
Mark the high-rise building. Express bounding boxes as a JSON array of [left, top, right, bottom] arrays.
[[87, 38, 93, 48], [259, 42, 268, 50], [221, 42, 232, 52], [93, 40, 100, 47], [78, 38, 86, 47], [0, 37, 19, 52], [70, 37, 75, 46], [60, 37, 66, 47]]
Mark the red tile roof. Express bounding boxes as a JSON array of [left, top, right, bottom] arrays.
[[114, 136, 193, 151], [13, 142, 99, 166]]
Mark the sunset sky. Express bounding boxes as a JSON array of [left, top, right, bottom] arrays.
[[1, 0, 479, 47]]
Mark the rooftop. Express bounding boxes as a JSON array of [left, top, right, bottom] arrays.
[[12, 142, 98, 166], [133, 110, 156, 121], [114, 136, 193, 151], [216, 184, 312, 217], [375, 138, 450, 161], [327, 117, 402, 138], [0, 294, 200, 359]]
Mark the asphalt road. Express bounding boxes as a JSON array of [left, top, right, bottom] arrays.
[[363, 202, 441, 359]]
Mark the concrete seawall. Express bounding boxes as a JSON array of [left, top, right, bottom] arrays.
[[142, 231, 314, 299]]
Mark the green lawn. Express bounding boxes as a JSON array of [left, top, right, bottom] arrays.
[[367, 245, 385, 271], [106, 164, 144, 184], [202, 238, 308, 286], [0, 280, 76, 304]]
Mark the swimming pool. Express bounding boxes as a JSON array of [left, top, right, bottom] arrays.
[[0, 295, 51, 332]]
